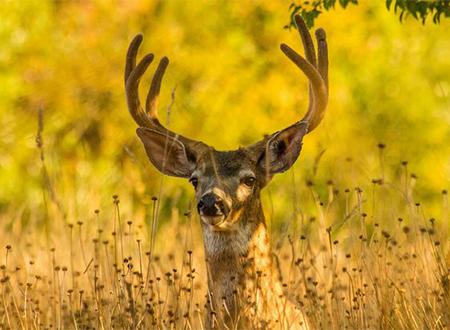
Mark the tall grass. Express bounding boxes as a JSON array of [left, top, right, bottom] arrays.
[[0, 149, 448, 329]]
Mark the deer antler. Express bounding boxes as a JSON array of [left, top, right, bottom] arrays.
[[124, 34, 207, 150], [280, 15, 328, 133], [124, 14, 327, 156]]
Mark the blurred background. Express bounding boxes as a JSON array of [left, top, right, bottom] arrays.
[[0, 0, 449, 237]]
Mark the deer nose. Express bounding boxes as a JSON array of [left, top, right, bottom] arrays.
[[197, 193, 226, 218]]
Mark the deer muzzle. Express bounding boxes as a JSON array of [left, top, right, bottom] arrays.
[[197, 192, 230, 225]]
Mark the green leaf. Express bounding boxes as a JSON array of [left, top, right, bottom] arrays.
[[386, 0, 393, 10], [288, 0, 449, 26]]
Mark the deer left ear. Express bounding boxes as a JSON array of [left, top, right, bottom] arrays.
[[259, 122, 308, 174]]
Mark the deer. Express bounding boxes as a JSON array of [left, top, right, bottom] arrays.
[[123, 14, 328, 329]]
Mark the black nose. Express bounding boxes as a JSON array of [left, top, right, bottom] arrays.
[[197, 193, 225, 218]]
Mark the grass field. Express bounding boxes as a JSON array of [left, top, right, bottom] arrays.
[[1, 151, 449, 328]]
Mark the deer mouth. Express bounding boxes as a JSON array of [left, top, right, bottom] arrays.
[[200, 207, 243, 231], [198, 193, 231, 227], [200, 213, 227, 227]]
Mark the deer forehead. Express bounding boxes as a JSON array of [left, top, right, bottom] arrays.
[[195, 149, 257, 178]]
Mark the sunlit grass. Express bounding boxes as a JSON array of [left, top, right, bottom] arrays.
[[0, 153, 448, 329]]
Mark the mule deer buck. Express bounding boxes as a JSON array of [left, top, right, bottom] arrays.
[[124, 15, 328, 329]]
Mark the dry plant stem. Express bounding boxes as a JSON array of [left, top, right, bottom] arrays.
[[144, 88, 177, 299], [68, 291, 79, 330], [144, 197, 158, 296], [78, 223, 87, 269], [57, 269, 62, 329], [103, 242, 115, 299], [69, 225, 75, 291], [7, 281, 24, 329], [113, 208, 118, 285], [137, 240, 143, 284], [23, 283, 27, 328], [2, 283, 12, 328], [36, 106, 66, 228], [114, 200, 125, 274]]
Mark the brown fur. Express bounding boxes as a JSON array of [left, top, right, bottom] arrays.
[[134, 127, 310, 328], [191, 149, 308, 329]]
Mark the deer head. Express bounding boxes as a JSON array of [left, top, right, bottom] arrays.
[[124, 15, 328, 232]]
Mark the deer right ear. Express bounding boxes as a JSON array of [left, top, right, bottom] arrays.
[[259, 122, 308, 175], [136, 127, 196, 178]]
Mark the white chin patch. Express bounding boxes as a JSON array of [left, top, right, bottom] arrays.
[[200, 215, 229, 230]]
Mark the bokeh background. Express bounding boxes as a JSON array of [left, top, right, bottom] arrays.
[[1, 0, 449, 237]]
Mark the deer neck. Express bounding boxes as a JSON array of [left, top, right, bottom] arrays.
[[201, 196, 285, 322]]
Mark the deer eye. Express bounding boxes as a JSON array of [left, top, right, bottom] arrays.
[[189, 177, 198, 189], [241, 176, 256, 187]]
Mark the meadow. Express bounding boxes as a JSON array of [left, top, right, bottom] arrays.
[[0, 1, 449, 329]]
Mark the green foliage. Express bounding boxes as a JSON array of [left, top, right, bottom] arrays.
[[387, 0, 450, 23], [288, 0, 450, 28], [288, 0, 358, 28]]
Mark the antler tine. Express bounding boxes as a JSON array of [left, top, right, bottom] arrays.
[[125, 39, 155, 128], [125, 34, 143, 84], [316, 28, 328, 89], [280, 44, 327, 123], [125, 34, 208, 150], [146, 57, 169, 125], [280, 15, 328, 133], [294, 15, 318, 126], [310, 27, 328, 130], [294, 15, 317, 67]]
